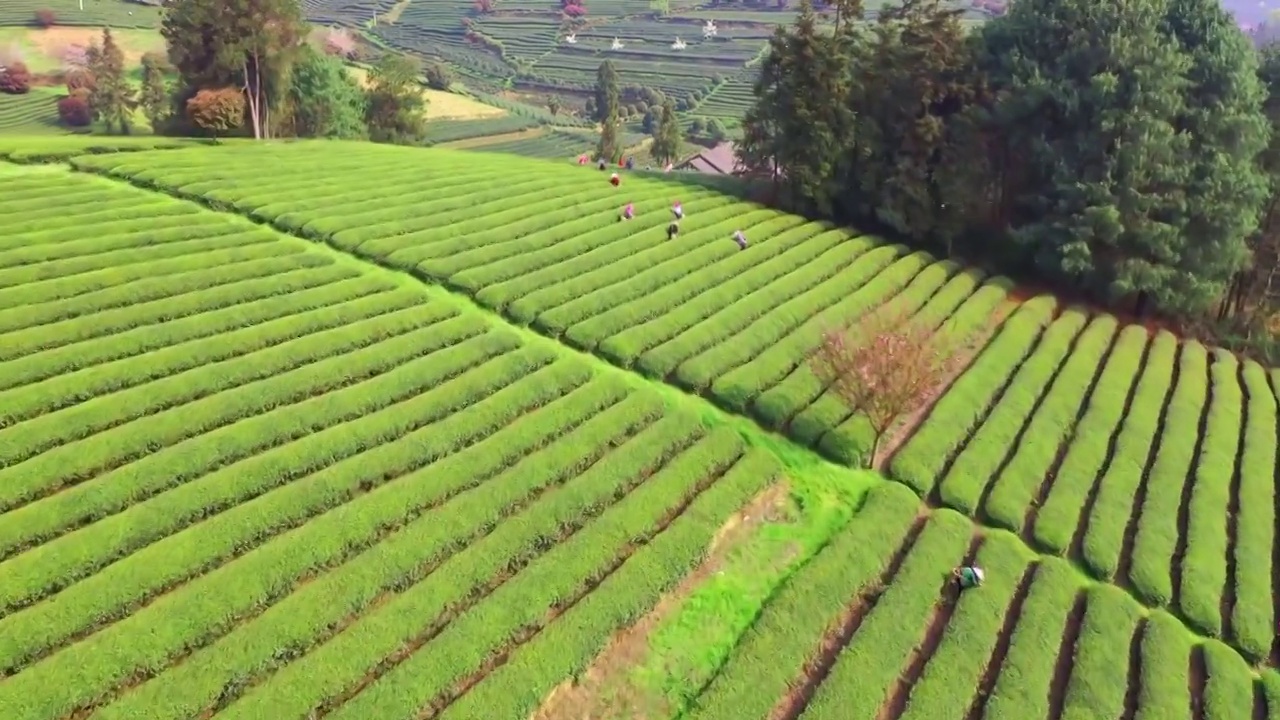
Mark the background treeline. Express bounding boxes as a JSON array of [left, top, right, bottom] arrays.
[[740, 0, 1280, 357], [58, 0, 440, 144]]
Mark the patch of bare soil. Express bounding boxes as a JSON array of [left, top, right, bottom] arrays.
[[530, 483, 795, 720], [1119, 618, 1147, 720], [28, 27, 156, 66], [439, 128, 545, 149], [1047, 592, 1088, 720], [1190, 644, 1207, 720]]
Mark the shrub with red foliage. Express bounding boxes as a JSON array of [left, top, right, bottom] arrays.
[[474, 0, 494, 12], [34, 9, 56, 28], [187, 87, 245, 140], [58, 90, 92, 126], [0, 61, 32, 94], [562, 0, 586, 16]]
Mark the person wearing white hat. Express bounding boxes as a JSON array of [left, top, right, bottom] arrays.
[[954, 565, 985, 589]]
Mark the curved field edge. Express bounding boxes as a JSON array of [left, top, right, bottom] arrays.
[[1, 143, 1270, 678], [56, 140, 1007, 466]]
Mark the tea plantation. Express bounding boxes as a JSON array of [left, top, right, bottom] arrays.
[[0, 135, 1276, 720]]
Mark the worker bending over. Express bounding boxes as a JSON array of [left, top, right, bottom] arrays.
[[953, 566, 985, 590]]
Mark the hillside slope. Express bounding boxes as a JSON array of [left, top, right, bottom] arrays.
[[53, 136, 1280, 663], [0, 135, 1277, 720]]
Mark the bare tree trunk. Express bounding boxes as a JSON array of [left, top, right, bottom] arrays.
[[243, 60, 261, 140], [867, 432, 881, 470], [255, 52, 265, 139]]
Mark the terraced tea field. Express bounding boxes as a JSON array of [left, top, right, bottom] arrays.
[[0, 164, 782, 719], [677, 482, 1280, 720], [0, 0, 159, 28], [68, 138, 1280, 667], [0, 91, 62, 135], [4, 135, 1280, 719], [72, 141, 1012, 467], [890, 299, 1280, 663]]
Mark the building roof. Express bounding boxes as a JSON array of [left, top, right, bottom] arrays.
[[679, 142, 740, 175]]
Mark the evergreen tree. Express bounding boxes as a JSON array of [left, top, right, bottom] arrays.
[[839, 0, 985, 245], [288, 45, 366, 138], [737, 27, 787, 180], [139, 52, 171, 133], [773, 0, 854, 213], [1223, 36, 1280, 317], [594, 60, 619, 123], [90, 29, 135, 134], [650, 97, 682, 164], [1159, 0, 1270, 312], [363, 53, 428, 144], [597, 109, 620, 161], [162, 0, 306, 139], [978, 0, 1267, 314]]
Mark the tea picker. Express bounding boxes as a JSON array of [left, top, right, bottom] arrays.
[[953, 565, 985, 590]]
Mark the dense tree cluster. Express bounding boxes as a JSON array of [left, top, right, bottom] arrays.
[[741, 0, 1280, 330], [155, 0, 429, 143]]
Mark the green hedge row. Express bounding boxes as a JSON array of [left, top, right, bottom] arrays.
[[298, 429, 757, 720], [1129, 341, 1210, 607], [1057, 584, 1144, 719], [98, 397, 709, 720], [1031, 324, 1147, 553], [896, 533, 1036, 720], [436, 449, 781, 720], [889, 295, 1058, 494], [683, 482, 921, 720], [1078, 331, 1179, 580], [71, 143, 996, 466], [938, 309, 1088, 514], [1179, 350, 1242, 638], [981, 314, 1118, 532], [799, 509, 973, 719], [0, 349, 604, 718], [1231, 360, 1278, 660], [0, 302, 471, 552]]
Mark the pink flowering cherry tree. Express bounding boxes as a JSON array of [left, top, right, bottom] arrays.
[[809, 305, 960, 469]]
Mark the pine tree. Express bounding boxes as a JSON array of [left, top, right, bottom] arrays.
[[773, 0, 854, 213], [650, 97, 682, 164], [139, 53, 171, 133], [977, 0, 1198, 312], [597, 109, 620, 162], [839, 0, 985, 243], [737, 27, 787, 180], [90, 29, 135, 134], [594, 60, 619, 123], [1158, 0, 1270, 313]]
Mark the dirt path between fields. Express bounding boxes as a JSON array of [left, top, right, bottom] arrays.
[[531, 483, 794, 720]]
